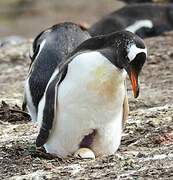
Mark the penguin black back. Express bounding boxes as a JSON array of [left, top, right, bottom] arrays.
[[24, 22, 90, 120]]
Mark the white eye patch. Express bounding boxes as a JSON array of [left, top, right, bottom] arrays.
[[126, 20, 153, 34], [127, 44, 147, 61]]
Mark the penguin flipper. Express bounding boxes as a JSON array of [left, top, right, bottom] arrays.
[[36, 67, 67, 147]]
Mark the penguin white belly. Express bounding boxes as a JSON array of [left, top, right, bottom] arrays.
[[44, 52, 127, 157]]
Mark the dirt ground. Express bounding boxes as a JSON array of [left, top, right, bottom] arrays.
[[0, 32, 173, 179]]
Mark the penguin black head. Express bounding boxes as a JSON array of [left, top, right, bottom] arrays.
[[108, 30, 147, 98]]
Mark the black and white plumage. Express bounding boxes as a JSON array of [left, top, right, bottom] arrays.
[[36, 30, 147, 157], [89, 3, 173, 38], [23, 22, 90, 121]]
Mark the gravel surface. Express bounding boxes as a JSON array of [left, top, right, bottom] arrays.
[[0, 32, 173, 179]]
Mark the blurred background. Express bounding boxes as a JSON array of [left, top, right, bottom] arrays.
[[0, 0, 123, 38]]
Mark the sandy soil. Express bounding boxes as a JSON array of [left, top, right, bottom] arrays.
[[0, 32, 173, 179]]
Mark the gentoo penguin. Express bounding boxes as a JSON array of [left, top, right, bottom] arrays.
[[36, 30, 147, 158], [89, 3, 173, 38], [23, 22, 90, 121]]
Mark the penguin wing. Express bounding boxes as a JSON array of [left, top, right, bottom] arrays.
[[122, 80, 129, 128], [36, 66, 68, 147]]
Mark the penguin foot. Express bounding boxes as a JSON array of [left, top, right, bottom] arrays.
[[74, 148, 95, 160]]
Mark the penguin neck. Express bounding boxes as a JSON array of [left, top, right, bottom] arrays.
[[69, 51, 127, 84], [98, 47, 123, 70]]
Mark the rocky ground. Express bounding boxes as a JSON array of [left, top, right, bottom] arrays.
[[0, 32, 173, 179]]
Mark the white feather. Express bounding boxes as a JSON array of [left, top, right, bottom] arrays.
[[126, 19, 153, 33], [35, 39, 46, 60], [24, 77, 37, 121]]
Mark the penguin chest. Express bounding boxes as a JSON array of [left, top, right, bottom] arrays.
[[86, 64, 120, 103], [58, 52, 126, 126]]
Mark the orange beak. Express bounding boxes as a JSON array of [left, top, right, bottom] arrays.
[[129, 71, 139, 98]]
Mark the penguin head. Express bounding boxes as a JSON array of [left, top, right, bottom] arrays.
[[110, 31, 147, 98]]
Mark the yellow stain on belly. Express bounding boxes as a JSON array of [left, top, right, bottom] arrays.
[[87, 65, 117, 102]]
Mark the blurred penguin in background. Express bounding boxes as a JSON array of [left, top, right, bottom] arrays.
[[89, 3, 173, 38], [119, 0, 173, 4]]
